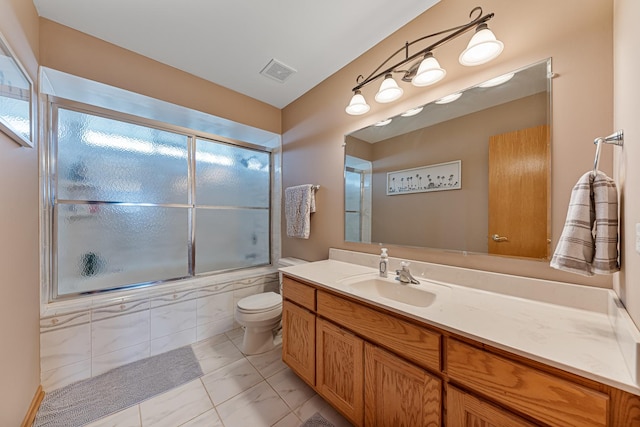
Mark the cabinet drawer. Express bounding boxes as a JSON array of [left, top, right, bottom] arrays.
[[446, 338, 608, 427], [282, 276, 316, 311], [317, 291, 440, 372]]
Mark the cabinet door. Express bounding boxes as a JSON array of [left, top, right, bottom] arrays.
[[365, 343, 441, 426], [447, 386, 537, 427], [316, 317, 364, 426], [282, 300, 315, 386]]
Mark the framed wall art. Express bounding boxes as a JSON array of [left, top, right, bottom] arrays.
[[387, 160, 461, 195]]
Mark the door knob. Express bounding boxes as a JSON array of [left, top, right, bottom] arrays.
[[491, 234, 508, 242]]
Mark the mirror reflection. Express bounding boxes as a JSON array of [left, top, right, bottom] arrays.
[[344, 59, 551, 259], [0, 32, 33, 147]]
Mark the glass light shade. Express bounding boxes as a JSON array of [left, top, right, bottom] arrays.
[[459, 26, 504, 66], [345, 91, 370, 115], [375, 74, 403, 103], [478, 72, 514, 88], [374, 118, 392, 126], [400, 107, 423, 117], [412, 55, 446, 87], [435, 92, 463, 104]]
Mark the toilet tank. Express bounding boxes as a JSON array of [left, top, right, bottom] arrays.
[[277, 257, 308, 292]]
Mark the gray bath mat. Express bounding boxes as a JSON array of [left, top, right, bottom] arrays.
[[300, 412, 337, 427], [34, 345, 203, 427]]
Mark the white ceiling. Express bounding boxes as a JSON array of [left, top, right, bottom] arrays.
[[33, 0, 440, 109]]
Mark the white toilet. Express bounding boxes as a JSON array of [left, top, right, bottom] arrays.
[[234, 257, 307, 355], [235, 291, 283, 355]]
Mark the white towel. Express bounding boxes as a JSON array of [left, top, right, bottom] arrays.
[[550, 171, 619, 276], [285, 185, 316, 239]]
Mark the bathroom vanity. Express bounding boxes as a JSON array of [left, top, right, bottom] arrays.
[[280, 251, 640, 426]]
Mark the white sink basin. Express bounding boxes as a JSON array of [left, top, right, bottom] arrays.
[[339, 274, 446, 308]]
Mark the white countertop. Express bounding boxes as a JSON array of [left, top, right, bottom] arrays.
[[280, 256, 640, 396]]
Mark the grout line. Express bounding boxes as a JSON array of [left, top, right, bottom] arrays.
[[137, 404, 143, 427]]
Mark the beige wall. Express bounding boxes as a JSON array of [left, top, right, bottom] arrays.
[[39, 19, 282, 135], [0, 0, 41, 424], [0, 10, 283, 423], [370, 94, 546, 251], [282, 0, 614, 287], [614, 0, 640, 327]]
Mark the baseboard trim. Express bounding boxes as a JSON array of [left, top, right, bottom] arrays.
[[21, 385, 44, 427]]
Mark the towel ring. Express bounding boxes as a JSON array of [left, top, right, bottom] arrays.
[[592, 130, 624, 176]]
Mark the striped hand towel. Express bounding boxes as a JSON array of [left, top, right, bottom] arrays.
[[285, 184, 316, 239], [592, 172, 620, 274], [550, 171, 619, 276]]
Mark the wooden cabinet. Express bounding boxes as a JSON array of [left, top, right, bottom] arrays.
[[281, 274, 640, 427], [316, 317, 364, 426], [446, 338, 608, 427], [282, 300, 315, 386], [317, 290, 441, 372], [447, 385, 537, 427], [365, 343, 441, 427]]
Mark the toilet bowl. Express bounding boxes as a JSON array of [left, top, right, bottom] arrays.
[[235, 291, 283, 355]]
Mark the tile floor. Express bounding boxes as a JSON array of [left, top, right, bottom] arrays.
[[78, 327, 353, 427]]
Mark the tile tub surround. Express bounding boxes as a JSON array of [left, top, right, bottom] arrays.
[[279, 250, 640, 396], [40, 270, 279, 391]]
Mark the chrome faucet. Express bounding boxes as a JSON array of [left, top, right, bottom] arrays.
[[396, 261, 420, 284]]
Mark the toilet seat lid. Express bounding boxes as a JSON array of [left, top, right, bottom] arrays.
[[237, 292, 282, 312]]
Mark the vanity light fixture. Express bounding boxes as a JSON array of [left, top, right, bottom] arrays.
[[478, 72, 514, 88], [345, 90, 370, 115], [435, 92, 463, 104], [374, 118, 393, 126], [345, 6, 503, 115], [374, 74, 404, 103], [401, 107, 424, 117]]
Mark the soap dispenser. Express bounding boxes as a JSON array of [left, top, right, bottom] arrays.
[[379, 248, 389, 277]]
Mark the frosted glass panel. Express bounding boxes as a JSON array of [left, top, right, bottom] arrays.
[[56, 204, 189, 296], [345, 212, 361, 242], [196, 139, 270, 207], [0, 96, 30, 142], [345, 170, 362, 212], [195, 208, 269, 273], [57, 108, 188, 204]]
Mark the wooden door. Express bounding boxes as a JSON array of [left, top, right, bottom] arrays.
[[364, 343, 441, 426], [447, 386, 537, 427], [316, 318, 364, 426], [282, 300, 315, 386], [488, 125, 549, 258]]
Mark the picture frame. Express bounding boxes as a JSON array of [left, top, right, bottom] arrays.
[[0, 31, 35, 148], [387, 160, 461, 195]]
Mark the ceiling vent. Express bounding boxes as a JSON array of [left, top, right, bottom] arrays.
[[260, 59, 296, 83]]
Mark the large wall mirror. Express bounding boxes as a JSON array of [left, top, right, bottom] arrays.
[[344, 59, 551, 260], [0, 31, 34, 148]]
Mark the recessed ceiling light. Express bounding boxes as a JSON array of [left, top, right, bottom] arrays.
[[435, 92, 462, 104]]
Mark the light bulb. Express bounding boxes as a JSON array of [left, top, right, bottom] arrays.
[[345, 90, 370, 115], [401, 107, 424, 117], [374, 118, 392, 126], [435, 92, 462, 104], [478, 72, 514, 88], [375, 74, 403, 103], [459, 24, 504, 66], [412, 54, 446, 87]]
